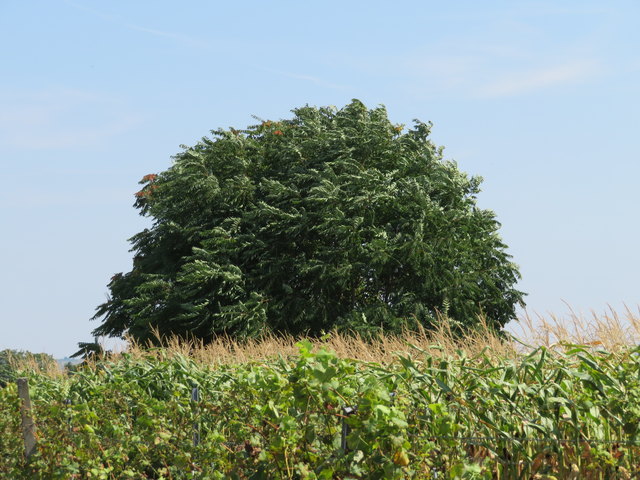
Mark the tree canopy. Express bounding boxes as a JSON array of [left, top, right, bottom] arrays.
[[90, 100, 525, 344]]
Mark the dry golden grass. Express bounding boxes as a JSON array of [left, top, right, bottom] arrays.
[[6, 351, 63, 379], [98, 313, 519, 367], [114, 306, 640, 366], [511, 304, 640, 352], [119, 317, 516, 366], [2, 306, 636, 388], [11, 306, 635, 377]]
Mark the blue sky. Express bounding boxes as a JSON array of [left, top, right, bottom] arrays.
[[1, 1, 639, 357]]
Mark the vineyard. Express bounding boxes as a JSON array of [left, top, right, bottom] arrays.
[[2, 322, 640, 479]]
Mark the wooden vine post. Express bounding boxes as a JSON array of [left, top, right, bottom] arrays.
[[17, 377, 37, 460]]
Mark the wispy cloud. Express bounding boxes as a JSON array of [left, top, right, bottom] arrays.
[[0, 88, 142, 149], [65, 1, 351, 91], [376, 45, 602, 100], [476, 60, 600, 98], [122, 24, 208, 48], [63, 0, 208, 48]]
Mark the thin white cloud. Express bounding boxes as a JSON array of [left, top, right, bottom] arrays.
[[476, 60, 600, 97], [65, 1, 347, 89], [63, 0, 208, 48], [0, 88, 142, 149], [122, 23, 209, 48]]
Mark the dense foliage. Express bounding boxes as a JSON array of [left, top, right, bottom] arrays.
[[91, 100, 524, 343], [2, 346, 640, 479]]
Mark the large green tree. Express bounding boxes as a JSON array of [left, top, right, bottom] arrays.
[[90, 100, 524, 344]]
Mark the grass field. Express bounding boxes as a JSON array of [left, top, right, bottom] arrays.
[[2, 308, 640, 479]]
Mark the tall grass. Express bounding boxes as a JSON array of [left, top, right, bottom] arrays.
[[99, 306, 640, 366], [513, 304, 640, 351], [2, 351, 61, 380], [116, 317, 513, 366], [10, 307, 639, 375]]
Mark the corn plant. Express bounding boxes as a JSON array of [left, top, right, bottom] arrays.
[[1, 343, 639, 479]]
